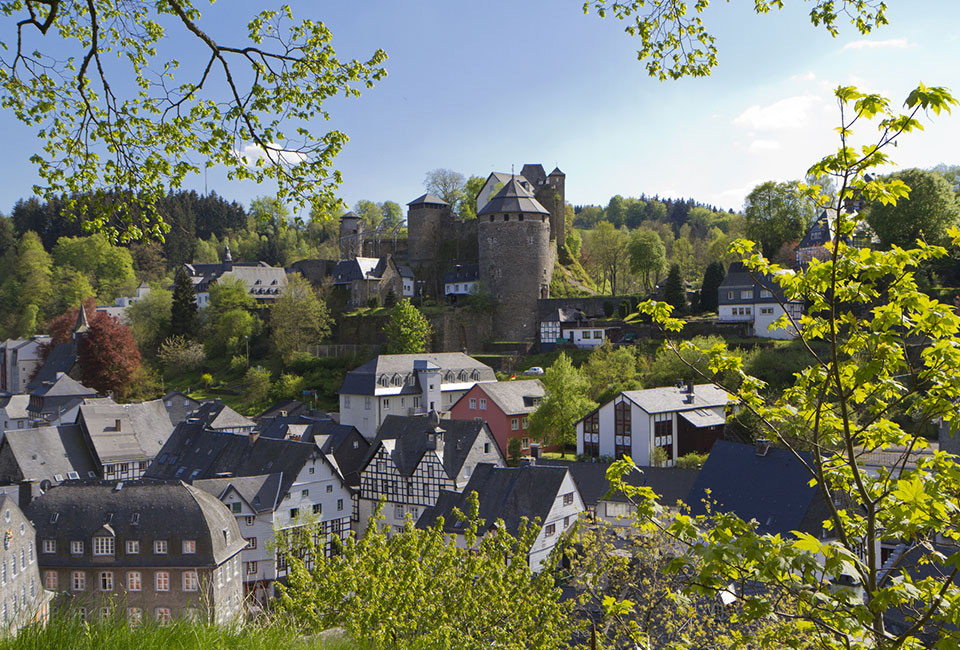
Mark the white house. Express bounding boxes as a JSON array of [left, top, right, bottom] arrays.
[[539, 307, 612, 350], [417, 463, 585, 571], [338, 353, 497, 439], [577, 383, 730, 466], [717, 262, 803, 340], [443, 264, 480, 299], [0, 337, 50, 395]]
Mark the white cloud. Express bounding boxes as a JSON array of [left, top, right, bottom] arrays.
[[733, 94, 826, 131], [842, 38, 911, 51], [791, 71, 817, 82], [236, 142, 308, 167], [748, 139, 781, 153]]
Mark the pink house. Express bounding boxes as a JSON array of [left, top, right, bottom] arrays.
[[449, 380, 544, 456]]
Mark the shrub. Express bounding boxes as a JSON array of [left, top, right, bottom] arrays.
[[244, 366, 272, 402], [157, 335, 205, 375], [676, 452, 708, 469], [272, 373, 305, 401], [201, 373, 214, 387], [229, 355, 248, 374], [507, 437, 522, 462], [603, 300, 615, 317]]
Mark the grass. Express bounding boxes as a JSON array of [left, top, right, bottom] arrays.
[[0, 615, 362, 650]]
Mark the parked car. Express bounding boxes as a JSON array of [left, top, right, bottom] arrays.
[[619, 332, 637, 345], [523, 367, 545, 376]]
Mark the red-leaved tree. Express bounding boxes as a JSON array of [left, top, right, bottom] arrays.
[[37, 298, 98, 362], [77, 312, 142, 399]]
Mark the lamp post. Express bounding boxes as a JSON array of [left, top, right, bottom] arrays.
[[244, 335, 249, 368]]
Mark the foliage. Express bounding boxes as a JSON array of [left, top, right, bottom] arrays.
[[0, 1, 387, 241], [271, 373, 305, 402], [271, 274, 332, 359], [643, 335, 739, 388], [565, 229, 583, 259], [383, 299, 431, 354], [43, 299, 96, 346], [423, 168, 467, 207], [244, 366, 273, 402], [16, 231, 53, 320], [580, 342, 640, 401], [170, 268, 198, 337], [230, 355, 248, 374], [200, 372, 214, 388], [865, 167, 960, 248], [77, 311, 142, 399], [744, 180, 816, 258], [52, 234, 137, 302], [529, 353, 597, 456], [585, 222, 630, 296], [662, 263, 686, 314], [628, 228, 666, 293], [207, 276, 257, 354], [507, 436, 522, 462], [697, 260, 725, 313], [124, 286, 172, 354], [618, 83, 960, 650], [675, 451, 708, 469], [585, 0, 888, 80], [275, 494, 572, 650], [156, 335, 205, 376]]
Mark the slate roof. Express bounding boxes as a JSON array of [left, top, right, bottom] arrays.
[[398, 265, 415, 279], [333, 257, 394, 285], [443, 264, 480, 285], [369, 415, 491, 479], [77, 400, 175, 464], [469, 380, 545, 415], [541, 307, 587, 324], [31, 373, 97, 400], [521, 164, 547, 187], [161, 391, 202, 426], [339, 353, 495, 396], [686, 440, 820, 536], [0, 425, 98, 484], [617, 384, 729, 415], [477, 177, 550, 216], [220, 264, 287, 298], [256, 400, 313, 421], [537, 459, 699, 508], [26, 342, 78, 391], [193, 473, 284, 514], [306, 421, 370, 487], [0, 395, 30, 421], [717, 262, 793, 305], [417, 463, 569, 536], [256, 414, 331, 441], [25, 479, 247, 567], [192, 401, 255, 431], [407, 193, 449, 207]]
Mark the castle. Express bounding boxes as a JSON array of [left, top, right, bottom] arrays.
[[337, 163, 566, 341]]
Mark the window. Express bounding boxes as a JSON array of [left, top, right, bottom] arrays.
[[93, 536, 114, 556], [583, 411, 599, 457], [182, 540, 196, 554], [312, 503, 322, 515], [727, 290, 734, 300], [245, 516, 255, 526], [511, 418, 519, 431], [760, 289, 772, 298], [343, 395, 351, 409], [154, 540, 168, 555], [740, 290, 753, 300], [364, 397, 372, 410], [383, 399, 390, 410], [70, 540, 83, 555], [521, 437, 530, 448], [301, 489, 309, 498], [545, 523, 556, 536], [182, 571, 199, 592], [653, 412, 674, 461], [563, 492, 574, 506], [72, 571, 85, 591], [2, 561, 6, 585], [44, 571, 57, 590], [230, 501, 241, 514], [479, 398, 486, 410], [42, 539, 55, 554], [127, 571, 141, 591], [483, 442, 491, 454], [245, 537, 257, 550], [99, 571, 114, 591], [246, 561, 258, 575], [614, 400, 632, 460], [289, 507, 299, 519], [337, 499, 344, 512], [128, 607, 142, 624], [155, 608, 171, 624], [154, 571, 169, 592], [522, 417, 529, 428], [326, 485, 333, 493], [126, 540, 139, 555], [469, 398, 477, 409]]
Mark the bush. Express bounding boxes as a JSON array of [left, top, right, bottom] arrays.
[[229, 355, 248, 374], [650, 446, 668, 467], [507, 437, 521, 462], [272, 373, 305, 402], [244, 366, 272, 402], [676, 452, 708, 469], [201, 373, 214, 387], [156, 335, 205, 376]]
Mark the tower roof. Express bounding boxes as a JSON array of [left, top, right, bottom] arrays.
[[407, 193, 449, 207], [477, 177, 550, 216], [549, 166, 564, 176], [341, 211, 362, 221], [73, 304, 91, 335]]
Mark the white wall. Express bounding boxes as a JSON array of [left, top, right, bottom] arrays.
[[753, 303, 799, 339], [528, 472, 584, 571]]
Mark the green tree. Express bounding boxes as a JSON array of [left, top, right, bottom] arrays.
[[384, 299, 431, 354], [459, 175, 486, 219], [275, 493, 571, 650], [379, 201, 404, 229], [206, 276, 257, 354], [616, 83, 960, 650], [604, 194, 627, 227], [352, 199, 384, 229], [586, 222, 630, 296], [662, 264, 685, 314], [17, 231, 53, 318], [628, 228, 667, 292], [52, 233, 137, 302], [580, 342, 640, 402], [565, 229, 583, 259], [697, 261, 725, 313], [244, 366, 272, 402], [866, 167, 960, 248], [270, 274, 332, 359], [743, 180, 816, 258], [193, 237, 220, 264], [125, 286, 173, 355], [169, 268, 198, 337], [528, 353, 596, 457], [51, 267, 96, 315], [16, 304, 38, 338]]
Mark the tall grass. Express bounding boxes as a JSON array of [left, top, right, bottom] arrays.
[[0, 614, 362, 650]]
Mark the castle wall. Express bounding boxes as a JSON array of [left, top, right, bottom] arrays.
[[408, 204, 451, 265]]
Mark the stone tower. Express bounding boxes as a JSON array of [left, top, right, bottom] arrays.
[[406, 194, 451, 265], [544, 167, 566, 245], [339, 211, 363, 261], [478, 177, 555, 340]]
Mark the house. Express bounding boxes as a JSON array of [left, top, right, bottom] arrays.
[[338, 353, 497, 439], [95, 283, 152, 322], [191, 400, 255, 434], [717, 262, 803, 340], [332, 255, 404, 309], [27, 374, 99, 424], [145, 422, 355, 599], [25, 306, 92, 393], [576, 383, 730, 466], [443, 264, 480, 301], [449, 380, 544, 456], [0, 426, 98, 494], [0, 395, 30, 433], [181, 246, 287, 308], [75, 401, 177, 481], [795, 209, 877, 268], [539, 307, 613, 351], [0, 337, 50, 394], [357, 414, 504, 535], [399, 265, 415, 298], [26, 479, 247, 625], [0, 494, 53, 634], [686, 440, 830, 538], [417, 462, 584, 571], [160, 391, 202, 427]]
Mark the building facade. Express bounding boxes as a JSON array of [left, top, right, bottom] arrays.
[[448, 380, 544, 456], [0, 494, 52, 634], [717, 262, 803, 340]]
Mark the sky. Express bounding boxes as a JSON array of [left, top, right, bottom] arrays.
[[1, 0, 959, 218]]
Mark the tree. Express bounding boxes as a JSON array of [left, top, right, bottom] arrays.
[[423, 168, 466, 206], [528, 353, 596, 456], [866, 168, 960, 248], [628, 228, 667, 292], [383, 299, 431, 354], [157, 335, 205, 376], [743, 180, 816, 258], [604, 195, 627, 228], [352, 199, 384, 229], [459, 175, 486, 220], [586, 222, 630, 296], [206, 275, 257, 354], [125, 286, 173, 355], [270, 275, 332, 359], [616, 83, 960, 650], [379, 201, 404, 229], [77, 311, 142, 400], [0, 2, 387, 241], [275, 494, 571, 650], [52, 233, 137, 302], [580, 342, 640, 402], [697, 261, 725, 313], [17, 231, 53, 318], [662, 264, 685, 315], [170, 268, 198, 337]]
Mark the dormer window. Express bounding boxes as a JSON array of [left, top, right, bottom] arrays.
[[93, 536, 114, 556]]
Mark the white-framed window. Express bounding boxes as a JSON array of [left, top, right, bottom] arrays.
[[511, 418, 519, 430], [383, 399, 390, 410], [563, 492, 574, 506], [154, 571, 169, 592], [337, 499, 344, 511], [182, 540, 196, 554], [44, 571, 57, 590], [245, 516, 255, 526], [93, 536, 114, 556], [155, 607, 171, 624], [545, 523, 556, 536], [127, 571, 141, 591], [479, 399, 486, 410], [72, 571, 85, 591], [521, 437, 530, 448], [70, 540, 83, 555], [99, 571, 114, 591], [245, 537, 257, 549], [740, 290, 753, 300], [364, 397, 372, 410], [182, 571, 199, 592], [42, 539, 55, 554], [126, 540, 139, 555], [343, 395, 351, 409], [154, 540, 168, 555], [727, 291, 734, 300], [246, 561, 258, 575], [231, 502, 242, 513], [469, 398, 477, 409], [128, 607, 142, 624]]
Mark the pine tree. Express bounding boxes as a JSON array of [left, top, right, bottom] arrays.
[[170, 268, 198, 337], [697, 261, 725, 313], [663, 264, 686, 315]]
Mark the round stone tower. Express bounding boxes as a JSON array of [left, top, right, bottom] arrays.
[[339, 211, 363, 260], [406, 193, 451, 265], [478, 177, 555, 340]]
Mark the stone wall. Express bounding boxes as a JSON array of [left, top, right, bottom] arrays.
[[337, 308, 493, 355]]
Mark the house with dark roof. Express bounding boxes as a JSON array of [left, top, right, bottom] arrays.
[[0, 493, 54, 634], [577, 383, 730, 466], [145, 421, 354, 599], [417, 462, 584, 570], [449, 380, 544, 456], [795, 209, 877, 269], [442, 264, 480, 301], [181, 246, 287, 308], [686, 440, 830, 538], [25, 306, 92, 394], [717, 262, 803, 339], [0, 336, 49, 394], [75, 401, 176, 481], [191, 401, 255, 433], [0, 395, 30, 433], [539, 307, 614, 351], [357, 414, 504, 535], [26, 479, 247, 625], [160, 391, 202, 427], [27, 374, 99, 424], [339, 353, 496, 438], [333, 254, 404, 309]]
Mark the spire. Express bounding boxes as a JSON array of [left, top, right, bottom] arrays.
[[73, 303, 90, 338], [223, 243, 233, 271]]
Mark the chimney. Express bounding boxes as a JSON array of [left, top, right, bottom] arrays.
[[686, 380, 695, 394], [114, 419, 122, 431], [529, 443, 541, 461], [248, 430, 260, 446], [755, 438, 771, 456]]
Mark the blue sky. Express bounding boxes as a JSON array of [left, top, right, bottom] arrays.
[[1, 1, 959, 218]]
